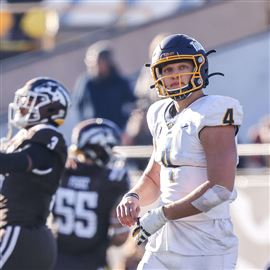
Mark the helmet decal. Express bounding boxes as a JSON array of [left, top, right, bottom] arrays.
[[190, 40, 205, 52]]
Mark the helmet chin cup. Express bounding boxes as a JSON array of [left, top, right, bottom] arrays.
[[173, 92, 192, 101], [165, 86, 193, 101]]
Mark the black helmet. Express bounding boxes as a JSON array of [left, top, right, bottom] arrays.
[[70, 118, 121, 167], [9, 77, 71, 129]]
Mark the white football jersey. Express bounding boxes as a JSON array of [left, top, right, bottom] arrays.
[[147, 95, 243, 168], [145, 95, 243, 255]]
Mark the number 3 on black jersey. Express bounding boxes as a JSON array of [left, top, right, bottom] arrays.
[[223, 108, 234, 125]]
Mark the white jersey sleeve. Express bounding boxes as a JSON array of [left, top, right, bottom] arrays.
[[196, 95, 243, 135]]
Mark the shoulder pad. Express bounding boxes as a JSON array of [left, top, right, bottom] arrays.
[[26, 124, 67, 163], [196, 95, 243, 132], [147, 98, 172, 137]]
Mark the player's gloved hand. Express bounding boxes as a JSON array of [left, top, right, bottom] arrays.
[[132, 206, 168, 245]]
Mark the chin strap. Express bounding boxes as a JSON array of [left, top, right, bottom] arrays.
[[206, 49, 217, 56], [208, 72, 225, 78], [206, 50, 225, 79], [145, 63, 155, 90]]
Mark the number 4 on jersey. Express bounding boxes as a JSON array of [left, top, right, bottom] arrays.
[[223, 108, 234, 125]]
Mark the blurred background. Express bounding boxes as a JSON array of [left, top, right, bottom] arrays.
[[0, 0, 269, 269]]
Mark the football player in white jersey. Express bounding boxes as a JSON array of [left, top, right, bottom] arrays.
[[116, 34, 243, 270]]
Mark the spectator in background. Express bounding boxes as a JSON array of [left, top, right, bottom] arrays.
[[52, 118, 130, 270], [247, 114, 270, 167], [73, 40, 136, 131]]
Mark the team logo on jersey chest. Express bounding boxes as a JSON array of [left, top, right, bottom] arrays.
[[168, 170, 175, 182], [167, 121, 175, 129]]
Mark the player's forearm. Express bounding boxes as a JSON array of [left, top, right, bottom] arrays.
[[163, 180, 211, 220], [129, 173, 161, 207], [128, 154, 160, 207]]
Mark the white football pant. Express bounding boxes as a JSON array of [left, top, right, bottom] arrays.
[[137, 250, 237, 270]]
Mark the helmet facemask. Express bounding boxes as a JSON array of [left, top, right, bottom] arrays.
[[151, 54, 205, 100], [9, 89, 51, 129], [82, 144, 112, 167]]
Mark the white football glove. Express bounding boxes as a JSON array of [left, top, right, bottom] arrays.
[[132, 206, 168, 245]]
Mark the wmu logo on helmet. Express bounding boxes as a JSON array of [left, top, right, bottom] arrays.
[[190, 40, 204, 52]]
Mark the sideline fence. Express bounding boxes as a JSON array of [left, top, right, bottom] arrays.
[[113, 143, 270, 158]]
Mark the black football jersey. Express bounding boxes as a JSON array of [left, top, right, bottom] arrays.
[[52, 159, 129, 256], [0, 124, 67, 227]]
